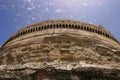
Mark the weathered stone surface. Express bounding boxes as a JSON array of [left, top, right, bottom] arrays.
[[0, 67, 120, 80], [0, 20, 120, 79]]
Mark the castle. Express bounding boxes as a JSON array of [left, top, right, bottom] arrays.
[[0, 20, 120, 80]]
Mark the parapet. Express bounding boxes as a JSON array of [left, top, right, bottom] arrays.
[[1, 20, 119, 47]]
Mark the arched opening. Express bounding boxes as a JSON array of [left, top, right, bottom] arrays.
[[91, 28, 93, 32], [41, 26, 44, 30], [63, 24, 65, 28], [50, 24, 52, 28], [87, 27, 89, 31], [56, 24, 59, 28], [25, 30, 28, 33], [39, 26, 41, 30], [84, 26, 87, 30], [72, 24, 74, 28], [66, 24, 68, 28], [75, 25, 78, 29], [53, 24, 56, 28], [100, 31, 102, 35], [107, 34, 110, 38], [95, 29, 97, 33], [81, 26, 83, 30], [69, 24, 72, 28], [36, 27, 39, 31], [44, 25, 47, 29], [33, 28, 36, 32], [98, 30, 100, 34], [78, 25, 80, 29], [22, 31, 25, 34], [105, 33, 109, 38], [102, 32, 105, 36], [92, 29, 95, 32], [59, 24, 62, 27], [47, 25, 49, 28]]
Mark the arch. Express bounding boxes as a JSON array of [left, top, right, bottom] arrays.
[[95, 29, 98, 33], [91, 28, 94, 32], [33, 28, 35, 32], [44, 25, 47, 29], [59, 24, 62, 27], [89, 27, 92, 32], [75, 25, 78, 29], [81, 25, 83, 30], [50, 24, 52, 28], [36, 27, 39, 31], [41, 26, 44, 30], [83, 26, 87, 30], [39, 26, 41, 30], [56, 24, 59, 28], [78, 25, 80, 29], [86, 27, 89, 31], [25, 30, 28, 33], [28, 29, 30, 33], [99, 31, 102, 35], [66, 24, 68, 28], [47, 25, 49, 28], [22, 31, 26, 35], [30, 28, 33, 32], [53, 24, 56, 28], [62, 24, 65, 28], [105, 33, 109, 38], [98, 30, 100, 34], [69, 24, 72, 28], [107, 34, 110, 38], [102, 32, 105, 36], [72, 24, 74, 28]]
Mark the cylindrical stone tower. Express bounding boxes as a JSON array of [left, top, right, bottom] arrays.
[[0, 20, 120, 80]]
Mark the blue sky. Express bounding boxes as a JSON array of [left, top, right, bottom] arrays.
[[0, 0, 120, 45]]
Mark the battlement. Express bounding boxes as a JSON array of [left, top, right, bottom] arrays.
[[1, 20, 119, 47]]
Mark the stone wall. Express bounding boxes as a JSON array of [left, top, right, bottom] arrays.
[[2, 20, 119, 47], [0, 29, 120, 65]]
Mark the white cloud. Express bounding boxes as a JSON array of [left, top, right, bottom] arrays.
[[83, 3, 88, 7], [46, 7, 49, 11], [88, 21, 94, 24], [55, 9, 62, 13], [31, 17, 36, 20], [37, 5, 41, 8], [27, 5, 35, 11], [24, 0, 32, 3], [27, 7, 33, 11]]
